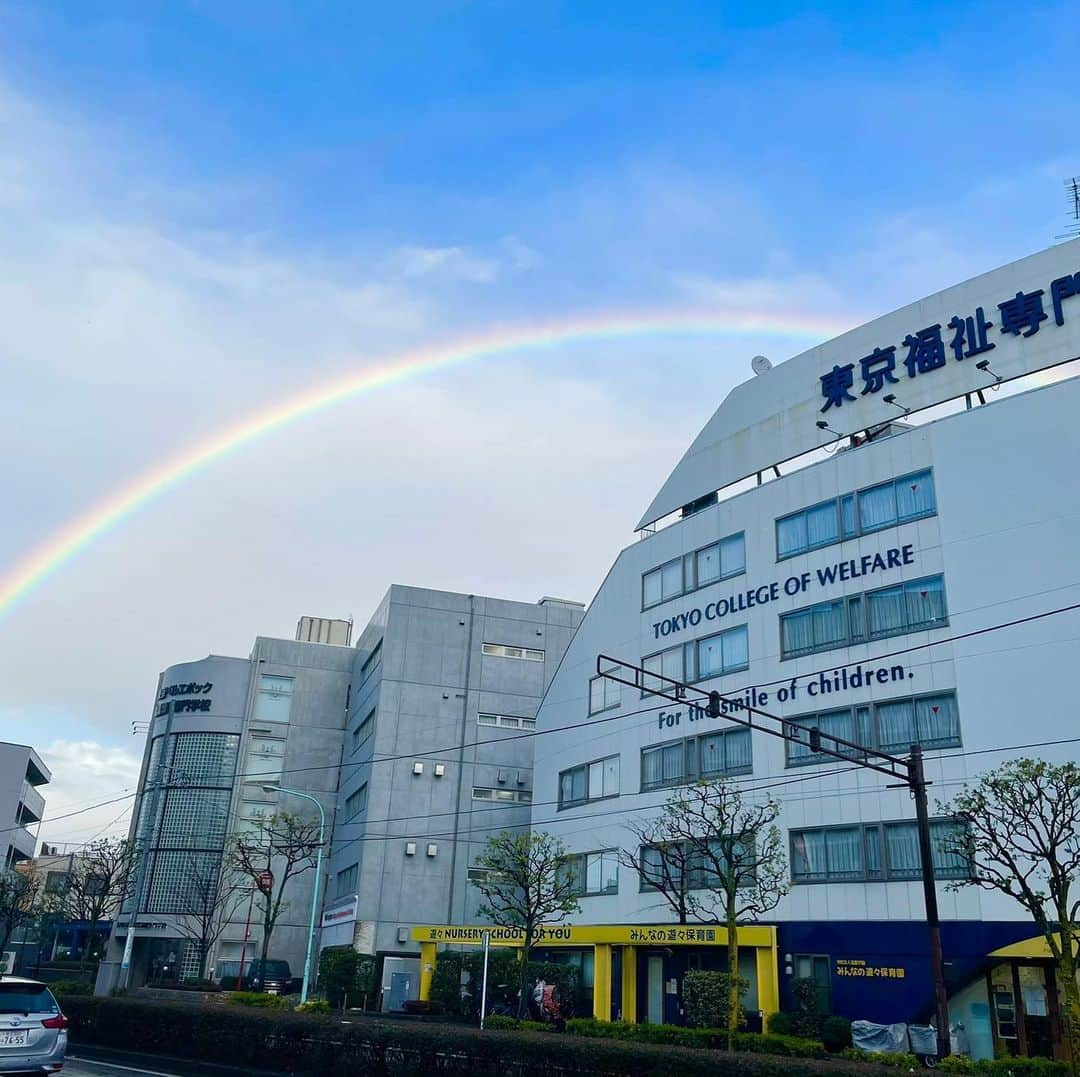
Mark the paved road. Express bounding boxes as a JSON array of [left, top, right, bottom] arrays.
[[65, 1054, 253, 1077]]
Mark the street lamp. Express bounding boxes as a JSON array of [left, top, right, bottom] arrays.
[[259, 783, 325, 1005]]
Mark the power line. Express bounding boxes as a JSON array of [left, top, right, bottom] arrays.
[[216, 594, 1080, 788]]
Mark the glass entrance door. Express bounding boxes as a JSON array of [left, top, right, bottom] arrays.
[[646, 956, 664, 1024]]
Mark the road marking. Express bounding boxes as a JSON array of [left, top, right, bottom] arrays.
[[67, 1055, 187, 1077]]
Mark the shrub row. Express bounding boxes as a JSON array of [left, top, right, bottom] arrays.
[[935, 1057, 1071, 1075], [564, 1017, 829, 1058], [60, 996, 904, 1076]]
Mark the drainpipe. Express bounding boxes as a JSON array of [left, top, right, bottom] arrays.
[[445, 595, 476, 924]]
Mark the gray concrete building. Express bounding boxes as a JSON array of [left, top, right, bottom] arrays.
[[0, 742, 50, 870], [320, 586, 584, 1004], [97, 588, 583, 1002], [98, 634, 355, 992]]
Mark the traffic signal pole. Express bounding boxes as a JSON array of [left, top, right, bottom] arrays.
[[596, 655, 951, 1059]]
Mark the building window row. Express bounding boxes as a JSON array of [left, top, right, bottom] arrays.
[[643, 624, 749, 694], [642, 533, 746, 610], [641, 729, 753, 791], [562, 849, 619, 896], [483, 643, 545, 662], [345, 783, 368, 820], [776, 469, 936, 560], [478, 712, 536, 730], [790, 819, 968, 883], [784, 691, 960, 766], [780, 574, 947, 660], [352, 708, 376, 752], [335, 863, 358, 897], [558, 755, 620, 809], [472, 787, 532, 803]]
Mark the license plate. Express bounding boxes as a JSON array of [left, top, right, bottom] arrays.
[[0, 1030, 28, 1047]]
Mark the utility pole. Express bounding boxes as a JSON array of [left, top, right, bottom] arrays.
[[597, 655, 952, 1060]]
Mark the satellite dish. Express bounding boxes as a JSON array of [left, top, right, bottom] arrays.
[[751, 354, 773, 375]]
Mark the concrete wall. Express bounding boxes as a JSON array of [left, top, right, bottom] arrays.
[[326, 587, 584, 958]]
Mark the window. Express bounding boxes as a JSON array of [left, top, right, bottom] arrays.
[[641, 729, 752, 790], [345, 783, 368, 820], [589, 675, 620, 715], [785, 692, 960, 765], [352, 709, 376, 751], [790, 819, 969, 882], [776, 470, 936, 559], [478, 712, 537, 730], [558, 755, 620, 809], [472, 787, 532, 803], [780, 574, 947, 659], [563, 850, 619, 896], [642, 533, 746, 610], [254, 675, 294, 723], [696, 625, 750, 679], [482, 643, 545, 661], [359, 639, 382, 684], [642, 645, 685, 695], [336, 863, 358, 898], [794, 955, 832, 1012], [638, 840, 756, 891], [467, 866, 505, 884], [642, 625, 750, 695], [244, 735, 285, 781]]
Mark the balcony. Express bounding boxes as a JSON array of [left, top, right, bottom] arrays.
[[19, 783, 45, 825]]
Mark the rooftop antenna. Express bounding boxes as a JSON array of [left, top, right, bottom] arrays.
[[1056, 177, 1080, 241]]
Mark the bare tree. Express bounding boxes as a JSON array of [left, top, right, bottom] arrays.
[[0, 869, 40, 959], [472, 830, 581, 1017], [941, 758, 1080, 1068], [62, 839, 134, 965], [228, 811, 321, 980], [173, 854, 247, 981], [618, 813, 702, 924], [619, 780, 788, 1043]]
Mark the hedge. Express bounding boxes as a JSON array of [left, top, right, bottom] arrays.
[[60, 996, 912, 1076]]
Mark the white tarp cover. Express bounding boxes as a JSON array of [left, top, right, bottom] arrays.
[[850, 1020, 910, 1054]]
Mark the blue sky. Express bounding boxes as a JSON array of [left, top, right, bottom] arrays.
[[0, 0, 1077, 841]]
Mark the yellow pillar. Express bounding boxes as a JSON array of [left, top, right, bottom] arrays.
[[419, 941, 437, 1002], [593, 944, 612, 1022], [755, 931, 779, 1025], [621, 945, 638, 1024]]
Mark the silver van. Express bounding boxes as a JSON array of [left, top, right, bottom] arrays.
[[0, 978, 67, 1074]]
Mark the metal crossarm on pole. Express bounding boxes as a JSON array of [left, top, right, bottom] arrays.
[[596, 653, 951, 1059]]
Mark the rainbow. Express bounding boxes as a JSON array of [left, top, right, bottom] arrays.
[[0, 307, 852, 620]]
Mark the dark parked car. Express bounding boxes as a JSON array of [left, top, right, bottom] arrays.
[[0, 977, 68, 1074], [216, 959, 301, 995]]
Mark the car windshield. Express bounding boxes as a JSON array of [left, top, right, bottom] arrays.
[[0, 983, 59, 1014]]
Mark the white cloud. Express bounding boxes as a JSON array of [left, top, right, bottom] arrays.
[[36, 740, 142, 849], [388, 244, 500, 283]]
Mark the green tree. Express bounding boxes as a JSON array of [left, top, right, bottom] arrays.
[[228, 811, 321, 980], [472, 830, 580, 1018], [940, 758, 1080, 1070], [619, 780, 788, 1046]]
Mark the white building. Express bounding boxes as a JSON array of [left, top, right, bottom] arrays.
[[529, 238, 1080, 1061]]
